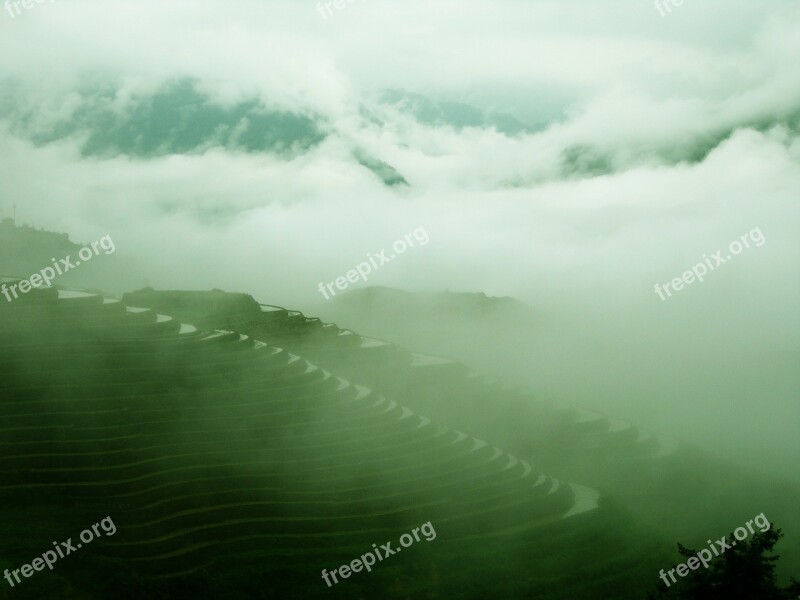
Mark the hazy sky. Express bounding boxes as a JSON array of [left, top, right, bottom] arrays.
[[1, 0, 798, 476]]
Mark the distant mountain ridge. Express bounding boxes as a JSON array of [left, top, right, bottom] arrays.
[[378, 89, 537, 137], [4, 77, 796, 188], [1, 78, 327, 159], [0, 78, 539, 190]]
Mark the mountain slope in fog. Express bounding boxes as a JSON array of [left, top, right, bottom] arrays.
[[310, 286, 538, 369], [0, 282, 675, 599], [127, 285, 800, 585], [0, 220, 140, 294]]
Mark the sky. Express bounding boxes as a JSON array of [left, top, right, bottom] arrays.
[[1, 0, 798, 478]]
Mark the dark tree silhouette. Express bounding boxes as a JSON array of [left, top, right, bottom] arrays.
[[649, 527, 800, 599]]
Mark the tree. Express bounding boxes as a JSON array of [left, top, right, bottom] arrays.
[[649, 527, 800, 599]]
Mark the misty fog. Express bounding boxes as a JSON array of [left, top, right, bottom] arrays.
[[1, 1, 799, 598]]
